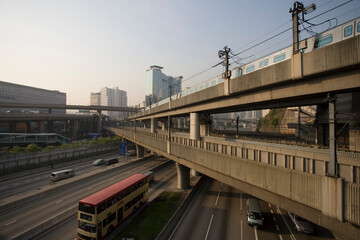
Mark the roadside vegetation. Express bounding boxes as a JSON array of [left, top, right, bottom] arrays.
[[256, 108, 286, 133], [114, 191, 185, 240], [0, 136, 123, 175]]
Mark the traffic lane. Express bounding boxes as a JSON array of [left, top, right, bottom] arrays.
[[0, 158, 163, 239], [34, 162, 178, 240], [272, 206, 335, 240], [170, 177, 214, 240], [0, 153, 123, 199]]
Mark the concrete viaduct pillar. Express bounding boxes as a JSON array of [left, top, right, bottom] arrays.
[[70, 120, 79, 139], [200, 114, 212, 137], [176, 163, 190, 189], [151, 118, 157, 134], [136, 144, 145, 158], [190, 112, 200, 140]]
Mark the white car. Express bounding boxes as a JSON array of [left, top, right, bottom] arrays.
[[288, 212, 314, 234]]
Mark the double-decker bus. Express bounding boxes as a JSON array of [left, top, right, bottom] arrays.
[[76, 174, 149, 240]]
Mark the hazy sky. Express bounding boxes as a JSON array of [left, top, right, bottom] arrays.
[[1, 0, 359, 106]]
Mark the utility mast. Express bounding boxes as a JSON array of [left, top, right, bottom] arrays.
[[218, 46, 231, 95], [289, 1, 316, 54]]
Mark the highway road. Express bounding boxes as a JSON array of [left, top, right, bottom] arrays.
[[0, 156, 167, 240], [34, 162, 179, 240], [169, 178, 335, 240], [0, 152, 129, 200]]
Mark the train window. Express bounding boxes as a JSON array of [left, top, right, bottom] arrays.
[[246, 65, 255, 73], [205, 83, 210, 88], [218, 78, 223, 83], [358, 22, 360, 33], [236, 69, 242, 76], [200, 85, 204, 90], [344, 25, 353, 37], [211, 80, 216, 86], [314, 34, 333, 48], [264, 59, 268, 66], [259, 61, 263, 68], [273, 53, 286, 63]]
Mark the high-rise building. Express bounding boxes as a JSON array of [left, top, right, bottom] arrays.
[[145, 65, 182, 106], [100, 87, 127, 120], [0, 80, 66, 113], [90, 92, 101, 106]]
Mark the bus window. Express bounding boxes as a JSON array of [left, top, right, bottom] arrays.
[[79, 203, 95, 214], [344, 25, 353, 37]]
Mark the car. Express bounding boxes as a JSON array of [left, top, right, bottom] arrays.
[[92, 159, 104, 166], [103, 158, 119, 166], [246, 198, 264, 227], [288, 211, 314, 234], [50, 169, 75, 181]]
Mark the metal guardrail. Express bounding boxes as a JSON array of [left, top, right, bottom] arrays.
[[0, 133, 72, 144]]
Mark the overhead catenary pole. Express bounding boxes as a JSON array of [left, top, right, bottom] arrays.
[[218, 46, 231, 95]]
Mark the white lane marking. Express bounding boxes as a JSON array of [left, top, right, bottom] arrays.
[[205, 214, 214, 240], [279, 235, 283, 240], [35, 177, 40, 180], [6, 220, 17, 226], [240, 219, 243, 240], [273, 216, 277, 222], [56, 200, 63, 204], [87, 186, 93, 190], [270, 209, 274, 214], [254, 226, 259, 240], [268, 203, 272, 208], [215, 190, 221, 206], [277, 206, 296, 240], [276, 224, 280, 231]]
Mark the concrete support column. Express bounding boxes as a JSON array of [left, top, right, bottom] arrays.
[[200, 113, 212, 137], [177, 118, 184, 129], [327, 94, 337, 177], [176, 163, 190, 189], [96, 110, 102, 134], [349, 123, 360, 152], [191, 169, 201, 176], [70, 120, 79, 138], [190, 112, 200, 140], [161, 121, 166, 131], [136, 144, 144, 158], [150, 118, 157, 134], [322, 177, 343, 222], [39, 121, 46, 133]]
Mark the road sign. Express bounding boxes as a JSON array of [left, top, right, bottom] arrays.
[[119, 142, 127, 156]]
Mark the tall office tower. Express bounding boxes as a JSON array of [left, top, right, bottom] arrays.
[[145, 65, 182, 106], [90, 92, 101, 105], [100, 87, 127, 120], [0, 80, 66, 113]]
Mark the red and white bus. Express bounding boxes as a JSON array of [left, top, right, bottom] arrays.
[[76, 174, 149, 240]]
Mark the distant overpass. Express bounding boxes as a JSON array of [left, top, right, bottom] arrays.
[[0, 103, 139, 113]]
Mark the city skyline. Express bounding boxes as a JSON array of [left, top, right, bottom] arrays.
[[1, 0, 360, 106]]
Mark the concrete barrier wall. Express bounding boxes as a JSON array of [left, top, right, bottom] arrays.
[[344, 182, 360, 226]]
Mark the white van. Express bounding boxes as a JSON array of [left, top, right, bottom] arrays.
[[50, 169, 75, 181], [246, 198, 264, 227]]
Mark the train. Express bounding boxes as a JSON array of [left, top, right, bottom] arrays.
[[147, 16, 360, 110]]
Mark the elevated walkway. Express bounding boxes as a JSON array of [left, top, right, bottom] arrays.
[[0, 133, 72, 145]]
